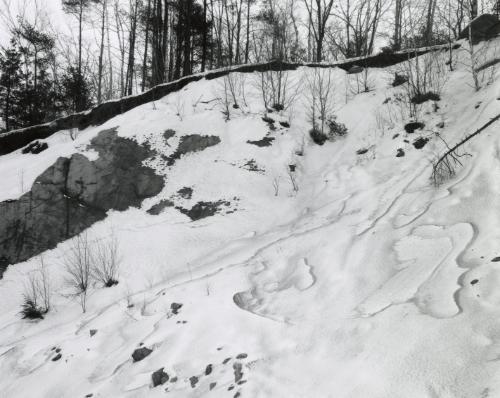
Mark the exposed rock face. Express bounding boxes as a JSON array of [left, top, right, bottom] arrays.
[[151, 368, 169, 387], [0, 128, 164, 275], [459, 14, 500, 44], [166, 134, 220, 165]]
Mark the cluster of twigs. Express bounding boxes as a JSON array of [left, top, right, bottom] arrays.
[[432, 113, 500, 185]]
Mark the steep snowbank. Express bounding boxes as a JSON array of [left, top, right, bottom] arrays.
[[1, 40, 500, 398]]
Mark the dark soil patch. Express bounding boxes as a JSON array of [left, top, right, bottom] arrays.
[[413, 137, 429, 149], [242, 159, 264, 173], [163, 129, 176, 144], [177, 187, 193, 199], [247, 136, 275, 147], [147, 200, 174, 215], [411, 91, 440, 104], [177, 200, 232, 221], [404, 122, 425, 134], [167, 135, 220, 165]]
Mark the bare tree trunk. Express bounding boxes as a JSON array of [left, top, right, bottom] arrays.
[[201, 0, 208, 71], [97, 0, 107, 103], [394, 0, 402, 50], [142, 0, 151, 91], [244, 0, 251, 63]]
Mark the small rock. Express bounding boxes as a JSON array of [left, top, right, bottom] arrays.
[[209, 382, 217, 390], [234, 392, 241, 398], [151, 367, 169, 387], [170, 377, 178, 383], [279, 121, 290, 128], [356, 148, 368, 155], [233, 362, 243, 383], [55, 348, 61, 353], [189, 376, 199, 388], [205, 364, 213, 375], [237, 380, 247, 385], [228, 385, 235, 391], [90, 329, 97, 337], [288, 164, 296, 172], [171, 302, 183, 314], [436, 121, 445, 128], [470, 279, 479, 285], [396, 148, 405, 158], [236, 353, 248, 359], [223, 357, 232, 364], [85, 394, 93, 398], [52, 353, 62, 362], [132, 347, 153, 362], [413, 137, 429, 149]]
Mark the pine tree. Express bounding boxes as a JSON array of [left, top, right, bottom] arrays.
[[61, 66, 93, 113], [0, 40, 22, 132]]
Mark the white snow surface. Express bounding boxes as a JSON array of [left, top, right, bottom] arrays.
[[2, 42, 500, 398]]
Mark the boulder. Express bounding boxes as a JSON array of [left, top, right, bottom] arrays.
[[132, 347, 153, 362], [151, 368, 169, 387], [459, 14, 500, 44]]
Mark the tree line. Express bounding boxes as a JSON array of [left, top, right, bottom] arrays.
[[0, 0, 498, 133]]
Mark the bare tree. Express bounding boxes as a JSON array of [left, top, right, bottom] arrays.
[[64, 233, 93, 313], [303, 0, 335, 62]]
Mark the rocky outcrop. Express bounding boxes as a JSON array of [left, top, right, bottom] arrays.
[[166, 134, 220, 165], [459, 14, 500, 44], [0, 128, 164, 275], [0, 44, 453, 156]]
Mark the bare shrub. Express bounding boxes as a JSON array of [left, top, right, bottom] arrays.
[[64, 233, 93, 313], [92, 233, 121, 288], [347, 68, 374, 96], [256, 65, 300, 112], [20, 257, 51, 319], [395, 52, 448, 120], [305, 68, 347, 145]]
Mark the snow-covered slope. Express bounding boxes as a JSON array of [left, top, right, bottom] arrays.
[[2, 40, 500, 398]]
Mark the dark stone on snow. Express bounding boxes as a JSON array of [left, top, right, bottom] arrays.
[[90, 329, 97, 337], [459, 14, 500, 44], [177, 187, 193, 199], [289, 164, 296, 172], [411, 91, 440, 105], [436, 121, 445, 129], [151, 368, 169, 387], [205, 364, 213, 375], [85, 394, 93, 398], [147, 200, 175, 215], [396, 148, 405, 158], [52, 353, 62, 361], [22, 141, 48, 154], [233, 362, 243, 383], [171, 302, 183, 314], [234, 392, 241, 398], [170, 376, 178, 383], [209, 382, 217, 391], [470, 279, 479, 285], [404, 122, 425, 134], [132, 347, 153, 362], [356, 148, 368, 155], [347, 65, 364, 74], [228, 386, 235, 391], [0, 128, 164, 272], [223, 357, 232, 364], [166, 135, 220, 165], [262, 116, 275, 124], [177, 200, 231, 221], [189, 376, 199, 388], [392, 73, 408, 87], [236, 353, 248, 359], [163, 129, 176, 143], [413, 137, 429, 149], [491, 257, 500, 262], [279, 121, 290, 128], [247, 136, 275, 147]]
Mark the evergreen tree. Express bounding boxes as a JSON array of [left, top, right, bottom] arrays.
[[0, 40, 22, 132], [61, 66, 94, 113]]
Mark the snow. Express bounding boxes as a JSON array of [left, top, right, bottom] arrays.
[[2, 40, 500, 397]]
